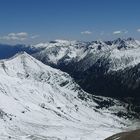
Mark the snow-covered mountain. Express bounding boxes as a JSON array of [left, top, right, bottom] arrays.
[[33, 38, 140, 72], [0, 52, 138, 140], [32, 39, 140, 103], [0, 44, 40, 59]]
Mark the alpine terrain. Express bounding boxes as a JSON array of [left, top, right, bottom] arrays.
[[32, 38, 140, 113], [0, 52, 139, 140]]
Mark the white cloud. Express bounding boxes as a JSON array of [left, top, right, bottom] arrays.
[[124, 30, 128, 34], [31, 35, 40, 39], [113, 31, 122, 35], [16, 32, 28, 37], [0, 32, 39, 41], [137, 29, 140, 32], [0, 32, 28, 41], [81, 31, 92, 35], [113, 30, 128, 35]]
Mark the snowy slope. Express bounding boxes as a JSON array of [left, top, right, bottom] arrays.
[[0, 52, 138, 140]]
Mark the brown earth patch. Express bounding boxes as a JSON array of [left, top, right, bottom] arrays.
[[105, 129, 140, 140]]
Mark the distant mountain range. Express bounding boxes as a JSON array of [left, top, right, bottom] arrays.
[[33, 38, 140, 97], [0, 38, 140, 113]]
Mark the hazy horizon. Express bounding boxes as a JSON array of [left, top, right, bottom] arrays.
[[0, 0, 140, 45]]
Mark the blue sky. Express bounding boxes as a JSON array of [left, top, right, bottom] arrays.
[[0, 0, 140, 44]]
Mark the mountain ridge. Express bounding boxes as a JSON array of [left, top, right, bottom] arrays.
[[0, 38, 140, 112], [0, 52, 138, 140]]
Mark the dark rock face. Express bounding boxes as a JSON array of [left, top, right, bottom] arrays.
[[53, 59, 140, 115], [105, 129, 140, 140], [74, 64, 140, 98]]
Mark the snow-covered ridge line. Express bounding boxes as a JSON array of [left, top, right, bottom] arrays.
[[0, 51, 28, 62], [33, 38, 140, 71], [31, 38, 140, 99], [0, 52, 138, 140]]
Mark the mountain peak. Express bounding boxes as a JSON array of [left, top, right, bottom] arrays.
[[113, 38, 125, 44], [126, 37, 135, 41], [0, 52, 48, 78], [13, 51, 31, 58]]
